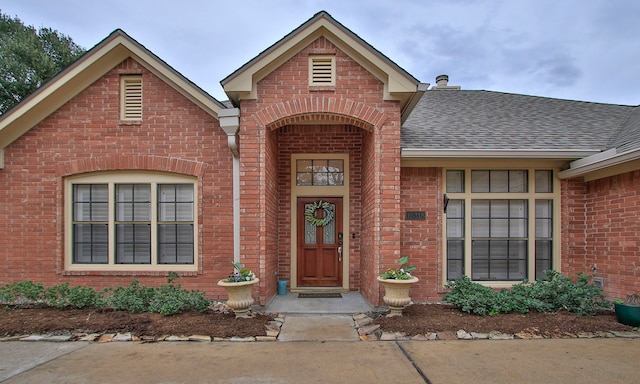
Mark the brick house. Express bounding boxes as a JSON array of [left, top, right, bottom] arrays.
[[1, 11, 638, 306]]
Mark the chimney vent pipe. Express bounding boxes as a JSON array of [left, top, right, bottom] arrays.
[[436, 75, 449, 86]]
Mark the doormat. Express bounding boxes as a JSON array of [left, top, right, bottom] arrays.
[[298, 293, 342, 298]]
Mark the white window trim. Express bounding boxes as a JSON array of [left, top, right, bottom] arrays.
[[308, 56, 336, 86], [442, 168, 561, 288], [64, 172, 198, 272], [120, 75, 142, 120]]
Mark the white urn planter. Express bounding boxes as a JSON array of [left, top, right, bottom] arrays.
[[217, 278, 259, 318], [377, 276, 419, 316]]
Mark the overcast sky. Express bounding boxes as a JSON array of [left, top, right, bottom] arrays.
[[3, 0, 639, 105]]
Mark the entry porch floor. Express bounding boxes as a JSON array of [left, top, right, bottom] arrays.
[[263, 291, 373, 314]]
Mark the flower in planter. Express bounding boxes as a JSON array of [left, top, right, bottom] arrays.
[[614, 293, 640, 327], [226, 262, 256, 282], [623, 293, 640, 305], [379, 256, 417, 280]]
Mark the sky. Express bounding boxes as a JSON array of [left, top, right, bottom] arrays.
[[3, 0, 639, 105]]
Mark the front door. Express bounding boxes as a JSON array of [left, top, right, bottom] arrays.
[[297, 197, 343, 287]]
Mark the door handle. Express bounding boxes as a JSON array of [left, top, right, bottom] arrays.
[[337, 246, 342, 262]]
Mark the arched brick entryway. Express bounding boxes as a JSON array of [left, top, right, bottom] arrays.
[[248, 96, 397, 306]]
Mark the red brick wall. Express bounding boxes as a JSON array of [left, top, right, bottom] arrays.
[[399, 167, 443, 301], [360, 129, 379, 302], [560, 178, 588, 280], [0, 58, 234, 299], [263, 127, 280, 301], [582, 171, 640, 298]]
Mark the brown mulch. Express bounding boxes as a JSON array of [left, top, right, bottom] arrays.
[[0, 307, 273, 338], [0, 304, 634, 339], [374, 304, 635, 337]]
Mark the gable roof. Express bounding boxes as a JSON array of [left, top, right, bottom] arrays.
[[221, 11, 426, 115], [0, 29, 226, 152], [402, 90, 635, 159]]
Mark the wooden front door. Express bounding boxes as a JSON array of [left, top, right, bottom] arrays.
[[297, 197, 343, 287]]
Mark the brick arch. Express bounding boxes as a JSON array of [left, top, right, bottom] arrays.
[[54, 155, 208, 178], [255, 97, 386, 131]]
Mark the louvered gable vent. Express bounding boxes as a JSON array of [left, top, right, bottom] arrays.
[[309, 56, 335, 86], [121, 76, 142, 120]]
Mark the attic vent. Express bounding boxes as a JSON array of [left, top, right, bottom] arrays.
[[121, 76, 142, 120], [309, 56, 335, 86]]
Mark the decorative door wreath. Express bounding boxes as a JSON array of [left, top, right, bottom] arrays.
[[304, 200, 335, 227]]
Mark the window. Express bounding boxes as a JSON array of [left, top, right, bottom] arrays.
[[121, 76, 142, 120], [309, 56, 335, 86], [444, 169, 556, 283], [66, 173, 197, 271], [296, 159, 344, 186]]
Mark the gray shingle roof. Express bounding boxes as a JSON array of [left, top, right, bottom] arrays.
[[608, 107, 640, 153], [402, 90, 637, 152]]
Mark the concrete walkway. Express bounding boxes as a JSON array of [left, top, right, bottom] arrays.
[[277, 314, 359, 341], [1, 338, 639, 383], [264, 291, 374, 314]]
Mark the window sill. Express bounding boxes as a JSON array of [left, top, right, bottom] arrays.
[[62, 269, 199, 277]]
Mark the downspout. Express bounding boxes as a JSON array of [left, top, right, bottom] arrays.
[[218, 108, 241, 264]]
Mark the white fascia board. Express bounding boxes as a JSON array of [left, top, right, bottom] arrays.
[[558, 148, 640, 179], [401, 149, 599, 159]]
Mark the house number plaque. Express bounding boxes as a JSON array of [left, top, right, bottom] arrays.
[[405, 211, 426, 221]]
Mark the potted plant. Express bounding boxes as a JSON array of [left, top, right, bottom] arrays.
[[377, 256, 419, 316], [217, 261, 259, 318], [614, 293, 640, 327]]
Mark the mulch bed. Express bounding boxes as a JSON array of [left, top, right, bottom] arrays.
[[0, 307, 273, 338], [373, 303, 635, 337], [0, 303, 635, 340]]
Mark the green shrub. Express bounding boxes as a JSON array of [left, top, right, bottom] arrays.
[[526, 270, 609, 316], [443, 270, 609, 316], [102, 274, 211, 315], [43, 284, 99, 308], [148, 273, 211, 315], [443, 276, 507, 316], [66, 286, 101, 308], [105, 280, 155, 313], [149, 285, 185, 315], [0, 281, 45, 305], [2, 273, 211, 315], [44, 283, 71, 308]]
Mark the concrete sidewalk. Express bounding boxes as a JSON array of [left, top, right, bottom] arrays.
[[1, 338, 639, 383]]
